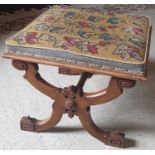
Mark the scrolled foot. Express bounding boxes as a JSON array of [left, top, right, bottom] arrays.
[[20, 116, 37, 131], [105, 131, 125, 148]]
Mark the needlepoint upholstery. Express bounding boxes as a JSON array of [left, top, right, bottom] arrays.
[[5, 5, 151, 80]]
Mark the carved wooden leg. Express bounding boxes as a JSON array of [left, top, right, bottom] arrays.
[[77, 98, 125, 147], [12, 60, 65, 132], [75, 76, 136, 148], [20, 100, 65, 131]]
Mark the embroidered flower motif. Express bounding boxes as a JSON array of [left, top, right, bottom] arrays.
[[131, 15, 147, 26], [39, 33, 55, 42], [77, 31, 95, 38], [113, 44, 142, 61], [93, 26, 107, 32], [98, 41, 115, 46], [37, 16, 56, 23], [77, 42, 98, 54], [53, 39, 70, 50], [64, 36, 81, 46], [35, 24, 49, 31], [108, 25, 118, 31], [25, 32, 38, 44], [133, 21, 143, 27], [99, 33, 119, 41], [123, 27, 144, 36], [78, 22, 90, 28], [14, 31, 38, 45], [64, 11, 76, 17], [129, 37, 145, 48], [88, 16, 97, 22], [13, 32, 27, 45], [107, 17, 118, 24], [49, 26, 67, 34]]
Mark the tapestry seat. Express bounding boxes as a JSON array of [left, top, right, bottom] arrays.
[[4, 5, 151, 81]]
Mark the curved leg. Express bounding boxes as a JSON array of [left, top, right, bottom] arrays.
[[20, 100, 65, 132], [12, 60, 61, 99], [77, 97, 125, 147], [75, 75, 135, 147], [12, 60, 65, 132], [84, 77, 136, 106]]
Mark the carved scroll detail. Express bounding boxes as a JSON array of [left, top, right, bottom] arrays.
[[12, 60, 28, 70], [12, 60, 61, 99], [119, 78, 136, 88]]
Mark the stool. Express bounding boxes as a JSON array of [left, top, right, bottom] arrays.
[[4, 5, 152, 148]]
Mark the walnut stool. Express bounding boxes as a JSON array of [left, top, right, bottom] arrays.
[[4, 6, 152, 148]]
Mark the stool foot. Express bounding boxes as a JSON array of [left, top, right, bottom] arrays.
[[20, 116, 37, 131], [78, 106, 125, 148], [105, 131, 125, 147], [20, 101, 65, 132]]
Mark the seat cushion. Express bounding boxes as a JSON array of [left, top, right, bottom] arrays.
[[4, 5, 151, 81]]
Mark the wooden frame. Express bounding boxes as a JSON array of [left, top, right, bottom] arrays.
[[12, 60, 136, 148]]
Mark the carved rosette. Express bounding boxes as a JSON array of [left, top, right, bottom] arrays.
[[63, 86, 83, 118]]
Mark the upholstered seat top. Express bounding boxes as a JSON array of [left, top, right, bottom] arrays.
[[4, 5, 151, 81]]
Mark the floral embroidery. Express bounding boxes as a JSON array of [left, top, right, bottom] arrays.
[[77, 31, 95, 38], [123, 27, 144, 36], [64, 36, 81, 46], [107, 17, 118, 24], [78, 22, 90, 28], [99, 33, 120, 41], [37, 16, 56, 23], [64, 11, 76, 17], [129, 37, 145, 48], [49, 26, 67, 34], [7, 5, 150, 64], [99, 41, 115, 46], [35, 24, 49, 31], [77, 42, 98, 54], [39, 33, 55, 42], [107, 25, 118, 31], [14, 31, 38, 45], [93, 26, 107, 32], [113, 44, 142, 60], [53, 39, 70, 50], [88, 16, 97, 22]]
